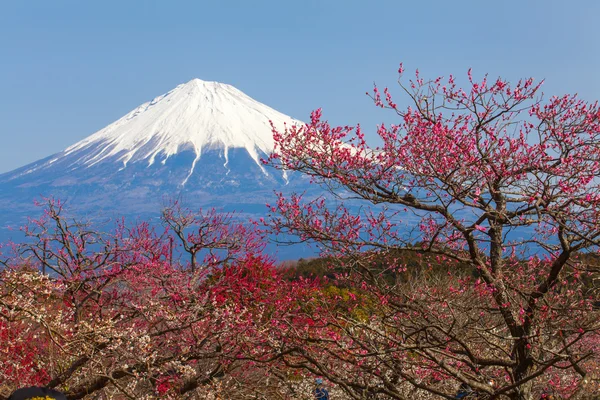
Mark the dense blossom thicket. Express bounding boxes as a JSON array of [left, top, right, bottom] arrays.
[[0, 201, 337, 399], [265, 66, 600, 399]]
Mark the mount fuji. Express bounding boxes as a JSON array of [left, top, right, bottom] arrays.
[[0, 79, 313, 253]]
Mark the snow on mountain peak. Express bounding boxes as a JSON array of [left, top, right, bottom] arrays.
[[61, 78, 300, 180]]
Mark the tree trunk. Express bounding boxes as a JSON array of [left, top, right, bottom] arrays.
[[510, 338, 535, 400]]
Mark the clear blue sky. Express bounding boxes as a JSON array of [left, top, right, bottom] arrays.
[[1, 0, 599, 173]]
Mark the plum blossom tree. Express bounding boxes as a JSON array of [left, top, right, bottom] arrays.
[[266, 65, 600, 399]]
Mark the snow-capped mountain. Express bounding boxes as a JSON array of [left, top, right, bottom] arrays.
[[2, 79, 299, 188], [0, 79, 311, 254]]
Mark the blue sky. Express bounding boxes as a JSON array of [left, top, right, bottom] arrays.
[[1, 0, 599, 173]]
